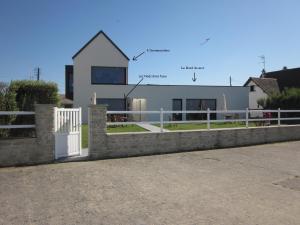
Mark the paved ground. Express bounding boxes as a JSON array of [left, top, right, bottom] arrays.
[[0, 141, 300, 225], [137, 122, 169, 132]]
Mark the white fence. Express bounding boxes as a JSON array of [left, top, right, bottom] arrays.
[[54, 107, 82, 159], [0, 111, 35, 129], [106, 108, 300, 132], [54, 108, 81, 134]]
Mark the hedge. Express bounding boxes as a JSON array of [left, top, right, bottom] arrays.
[[0, 80, 60, 138], [9, 80, 60, 111], [258, 88, 300, 124], [258, 88, 300, 109], [0, 82, 18, 138]]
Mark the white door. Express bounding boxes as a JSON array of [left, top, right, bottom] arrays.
[[132, 98, 147, 121], [54, 107, 81, 159]]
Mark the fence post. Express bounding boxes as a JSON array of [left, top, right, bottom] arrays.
[[278, 108, 281, 126], [207, 108, 210, 130], [160, 108, 164, 133], [246, 108, 249, 128], [54, 107, 57, 132]]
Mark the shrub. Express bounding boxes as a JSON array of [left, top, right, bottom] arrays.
[[0, 82, 17, 137], [0, 80, 60, 138], [258, 88, 300, 109], [9, 80, 60, 111], [258, 88, 300, 124]]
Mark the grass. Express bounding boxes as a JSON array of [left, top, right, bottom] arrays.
[[81, 124, 147, 148], [107, 124, 147, 133], [157, 122, 257, 131]]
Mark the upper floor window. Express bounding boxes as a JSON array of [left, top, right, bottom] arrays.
[[250, 85, 255, 92], [91, 66, 126, 84]]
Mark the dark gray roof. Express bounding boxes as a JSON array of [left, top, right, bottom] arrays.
[[244, 77, 280, 95], [72, 30, 130, 60], [262, 67, 300, 91], [59, 94, 73, 105]]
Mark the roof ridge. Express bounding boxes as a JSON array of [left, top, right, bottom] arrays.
[[72, 30, 130, 60]]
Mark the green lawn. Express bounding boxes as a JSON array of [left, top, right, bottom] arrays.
[[158, 122, 256, 131], [107, 124, 147, 133], [81, 124, 147, 148]]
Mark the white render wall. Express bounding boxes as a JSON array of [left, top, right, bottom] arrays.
[[73, 32, 249, 123], [73, 32, 129, 122], [76, 84, 249, 123], [246, 80, 267, 109]]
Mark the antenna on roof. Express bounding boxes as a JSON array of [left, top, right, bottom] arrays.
[[259, 55, 266, 71]]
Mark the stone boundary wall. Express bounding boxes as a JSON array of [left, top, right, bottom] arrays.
[[89, 105, 300, 159], [0, 104, 55, 167]]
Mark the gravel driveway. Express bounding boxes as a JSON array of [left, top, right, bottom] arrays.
[[0, 141, 299, 225]]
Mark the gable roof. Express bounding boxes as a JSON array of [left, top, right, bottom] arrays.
[[244, 77, 280, 95], [262, 67, 300, 91], [72, 30, 130, 60]]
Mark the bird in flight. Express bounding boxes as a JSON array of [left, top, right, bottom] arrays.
[[200, 38, 210, 46]]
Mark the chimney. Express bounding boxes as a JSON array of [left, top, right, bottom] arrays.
[[260, 69, 266, 78], [283, 66, 288, 70]]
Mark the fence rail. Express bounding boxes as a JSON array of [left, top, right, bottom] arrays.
[[107, 108, 300, 132], [0, 111, 35, 129]]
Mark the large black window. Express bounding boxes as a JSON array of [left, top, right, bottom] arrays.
[[186, 99, 216, 120], [97, 98, 126, 122], [172, 99, 182, 121], [65, 65, 73, 100], [91, 66, 126, 84], [96, 98, 126, 111]]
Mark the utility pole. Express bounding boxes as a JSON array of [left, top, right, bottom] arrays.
[[229, 76, 232, 86], [37, 67, 40, 81], [34, 67, 41, 81]]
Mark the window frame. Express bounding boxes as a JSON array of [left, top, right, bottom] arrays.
[[172, 99, 183, 121], [91, 66, 127, 85], [186, 99, 217, 120]]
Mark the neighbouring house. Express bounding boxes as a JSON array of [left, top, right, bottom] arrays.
[[59, 94, 73, 108], [244, 77, 280, 110], [244, 67, 300, 113], [66, 30, 249, 123]]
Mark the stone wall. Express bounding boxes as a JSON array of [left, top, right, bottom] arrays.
[[0, 104, 55, 167], [89, 105, 300, 159]]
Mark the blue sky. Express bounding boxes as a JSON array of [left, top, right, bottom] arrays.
[[0, 0, 300, 93]]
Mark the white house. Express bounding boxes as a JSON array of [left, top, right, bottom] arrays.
[[244, 77, 280, 117], [66, 30, 249, 123]]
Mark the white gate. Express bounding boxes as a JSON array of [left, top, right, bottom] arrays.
[[54, 107, 81, 159]]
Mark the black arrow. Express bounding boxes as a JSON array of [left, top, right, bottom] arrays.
[[132, 51, 145, 61], [192, 72, 197, 82]]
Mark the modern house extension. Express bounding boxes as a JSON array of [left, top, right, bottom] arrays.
[[66, 30, 249, 123]]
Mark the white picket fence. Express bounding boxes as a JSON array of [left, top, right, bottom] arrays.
[[107, 108, 300, 132], [0, 111, 35, 129], [54, 108, 81, 134]]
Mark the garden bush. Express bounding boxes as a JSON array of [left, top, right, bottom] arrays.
[[9, 80, 60, 111], [0, 82, 17, 137], [0, 80, 60, 138], [258, 88, 300, 124]]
